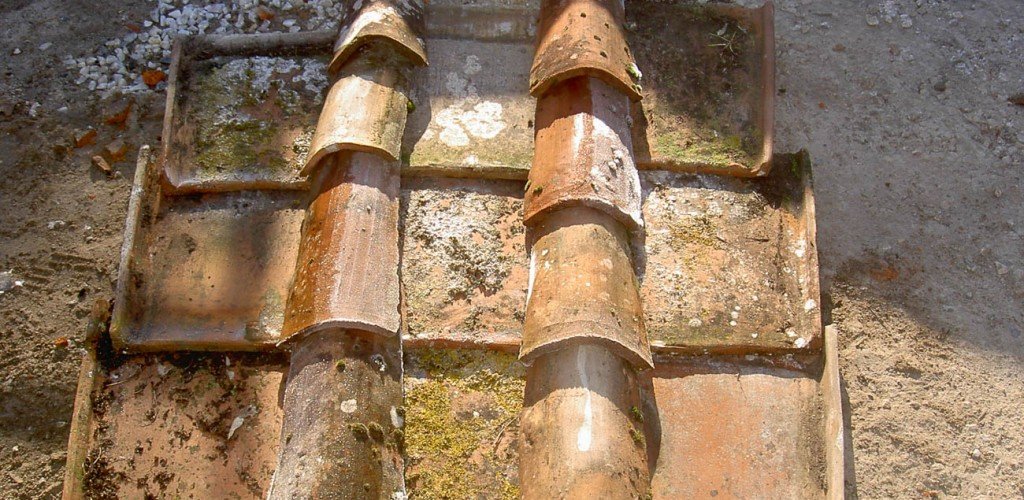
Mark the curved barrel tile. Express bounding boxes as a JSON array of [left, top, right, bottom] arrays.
[[521, 207, 652, 369], [530, 0, 642, 100], [282, 152, 402, 341], [329, 0, 428, 73], [525, 77, 643, 232], [303, 57, 410, 175]]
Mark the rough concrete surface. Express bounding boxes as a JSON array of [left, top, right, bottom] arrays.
[[0, 0, 1021, 498]]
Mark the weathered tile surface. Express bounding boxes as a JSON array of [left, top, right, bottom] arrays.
[[628, 2, 773, 175], [83, 353, 284, 498], [638, 163, 820, 353], [404, 349, 524, 499], [400, 178, 527, 344], [283, 155, 402, 340], [531, 0, 642, 100], [645, 362, 825, 499], [168, 55, 328, 190], [402, 39, 535, 178], [117, 191, 305, 350]]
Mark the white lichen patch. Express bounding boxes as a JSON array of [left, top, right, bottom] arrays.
[[190, 55, 324, 176], [791, 238, 807, 258], [462, 55, 482, 75], [390, 406, 404, 428], [427, 55, 507, 148], [434, 99, 506, 148], [401, 184, 525, 336], [340, 399, 358, 413]]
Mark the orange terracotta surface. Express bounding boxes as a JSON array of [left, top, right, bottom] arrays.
[[530, 0, 642, 100]]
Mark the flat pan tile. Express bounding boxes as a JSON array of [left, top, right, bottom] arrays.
[[114, 190, 305, 350], [165, 52, 327, 192], [400, 178, 528, 345], [639, 152, 820, 353], [628, 2, 774, 176], [81, 353, 284, 498], [645, 361, 826, 499], [402, 39, 535, 179]]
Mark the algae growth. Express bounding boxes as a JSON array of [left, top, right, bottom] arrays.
[[626, 3, 764, 169], [186, 56, 326, 181]]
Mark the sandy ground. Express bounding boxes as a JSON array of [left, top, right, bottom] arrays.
[[0, 0, 1021, 498]]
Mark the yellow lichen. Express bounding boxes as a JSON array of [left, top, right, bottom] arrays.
[[404, 349, 525, 499]]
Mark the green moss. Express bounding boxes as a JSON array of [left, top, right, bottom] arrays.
[[348, 422, 370, 441], [390, 429, 405, 451], [194, 120, 286, 173], [630, 427, 645, 446], [653, 129, 750, 167], [626, 63, 643, 81], [368, 422, 386, 442], [186, 56, 323, 178], [630, 406, 644, 423]]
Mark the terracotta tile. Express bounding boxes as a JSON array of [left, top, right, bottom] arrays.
[[271, 332, 405, 498], [404, 349, 525, 498], [525, 77, 643, 232], [81, 354, 284, 497], [522, 207, 652, 369], [283, 152, 402, 340], [304, 56, 410, 174], [162, 51, 326, 193], [400, 178, 527, 346], [638, 154, 821, 354], [329, 0, 428, 73], [520, 344, 649, 498], [530, 0, 642, 100], [645, 361, 825, 499], [402, 38, 535, 179], [426, 0, 538, 41], [112, 186, 305, 351], [627, 2, 775, 176]]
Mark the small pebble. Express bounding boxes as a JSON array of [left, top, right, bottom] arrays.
[[92, 155, 113, 174]]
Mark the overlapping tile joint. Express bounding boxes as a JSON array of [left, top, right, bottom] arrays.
[[272, 0, 808, 497], [94, 0, 839, 498]]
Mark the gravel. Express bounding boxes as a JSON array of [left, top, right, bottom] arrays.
[[65, 0, 346, 97]]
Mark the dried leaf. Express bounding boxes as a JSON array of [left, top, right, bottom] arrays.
[[125, 23, 142, 33], [142, 69, 166, 88], [91, 155, 112, 174]]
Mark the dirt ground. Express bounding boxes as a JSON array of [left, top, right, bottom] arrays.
[[0, 0, 1021, 498]]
